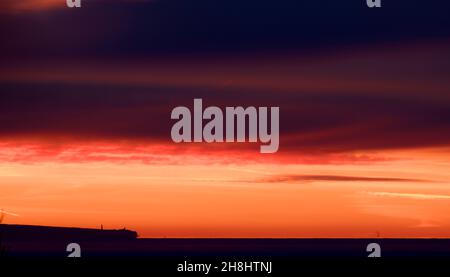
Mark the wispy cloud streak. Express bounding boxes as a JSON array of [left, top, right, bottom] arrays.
[[364, 191, 450, 200], [259, 175, 429, 184]]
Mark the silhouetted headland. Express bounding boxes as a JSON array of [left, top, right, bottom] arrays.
[[0, 224, 137, 242], [2, 224, 450, 257]]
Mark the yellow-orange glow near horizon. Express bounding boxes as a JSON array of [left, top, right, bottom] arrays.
[[1, 140, 450, 238]]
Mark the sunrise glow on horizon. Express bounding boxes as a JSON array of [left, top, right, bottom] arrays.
[[1, 137, 450, 238], [1, 0, 450, 240]]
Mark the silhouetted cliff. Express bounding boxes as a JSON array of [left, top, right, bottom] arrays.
[[0, 224, 138, 242]]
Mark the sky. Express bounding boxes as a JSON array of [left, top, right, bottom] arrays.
[[0, 0, 450, 238]]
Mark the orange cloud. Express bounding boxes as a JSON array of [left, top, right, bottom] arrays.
[[0, 138, 400, 165]]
